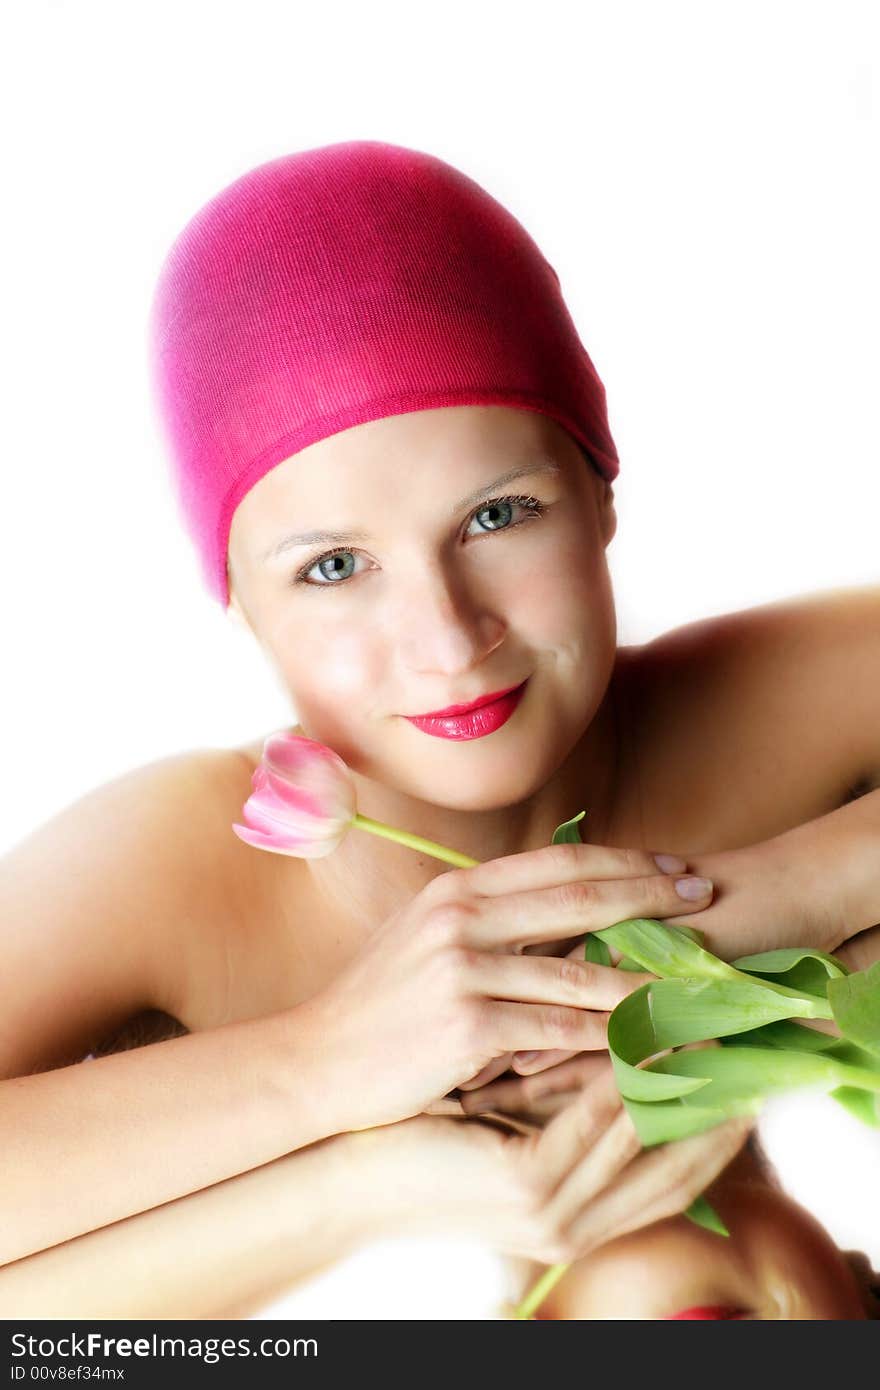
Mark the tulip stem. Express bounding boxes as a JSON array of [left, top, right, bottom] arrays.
[[351, 813, 479, 869], [512, 1262, 571, 1320]]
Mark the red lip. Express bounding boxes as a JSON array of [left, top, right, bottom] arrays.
[[665, 1305, 746, 1320], [404, 681, 528, 741], [408, 682, 525, 719]]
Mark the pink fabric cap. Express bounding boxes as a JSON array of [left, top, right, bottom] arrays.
[[147, 139, 620, 607]]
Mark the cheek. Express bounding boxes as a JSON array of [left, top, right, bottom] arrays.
[[522, 544, 615, 664], [275, 620, 383, 719]]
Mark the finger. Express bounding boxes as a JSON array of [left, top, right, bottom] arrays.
[[472, 1090, 579, 1126], [511, 1049, 580, 1075], [460, 1055, 607, 1116], [532, 1061, 622, 1189], [565, 1116, 753, 1255], [457, 1053, 516, 1091], [470, 873, 713, 952], [542, 1107, 643, 1231], [505, 1092, 577, 1123], [470, 952, 654, 1011], [486, 998, 613, 1056], [422, 1096, 467, 1116], [449, 842, 689, 898]]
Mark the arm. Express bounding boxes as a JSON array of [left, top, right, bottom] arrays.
[[835, 925, 880, 973], [655, 787, 880, 964], [0, 1073, 751, 1320], [0, 1121, 379, 1320], [0, 999, 342, 1268], [808, 786, 880, 944]]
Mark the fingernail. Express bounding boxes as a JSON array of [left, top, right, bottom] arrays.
[[514, 1051, 540, 1066], [675, 876, 713, 900], [654, 852, 688, 873]]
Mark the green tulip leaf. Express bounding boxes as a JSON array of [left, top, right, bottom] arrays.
[[551, 811, 588, 845], [830, 1086, 880, 1127], [731, 947, 849, 1000], [828, 960, 880, 1058], [594, 919, 741, 983], [722, 1018, 841, 1053], [647, 1043, 880, 1107], [584, 933, 613, 966], [605, 974, 829, 1107], [685, 1193, 730, 1237], [622, 1094, 762, 1145]]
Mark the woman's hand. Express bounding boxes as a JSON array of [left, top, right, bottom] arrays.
[[344, 1059, 752, 1266], [456, 823, 851, 1110], [307, 842, 712, 1134], [661, 822, 849, 961]]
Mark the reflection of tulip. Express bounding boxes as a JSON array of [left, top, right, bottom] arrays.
[[232, 730, 477, 867]]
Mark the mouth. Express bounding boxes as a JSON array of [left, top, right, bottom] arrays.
[[407, 682, 527, 720], [664, 1305, 748, 1320], [403, 680, 529, 742]]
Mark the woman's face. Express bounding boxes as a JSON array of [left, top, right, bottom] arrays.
[[226, 405, 618, 811], [538, 1177, 867, 1320]]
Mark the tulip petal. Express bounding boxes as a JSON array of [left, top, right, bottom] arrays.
[[232, 730, 357, 860]]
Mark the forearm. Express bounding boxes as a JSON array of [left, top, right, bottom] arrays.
[[810, 788, 880, 943], [0, 1129, 377, 1319], [835, 924, 880, 973], [0, 997, 344, 1267]]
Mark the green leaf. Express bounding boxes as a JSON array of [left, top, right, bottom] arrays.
[[594, 919, 741, 983], [823, 1036, 880, 1070], [732, 947, 849, 1000], [828, 960, 880, 1058], [830, 1086, 880, 1127], [605, 985, 713, 1101], [551, 811, 588, 844], [622, 1094, 762, 1145], [685, 1194, 730, 1237], [646, 1044, 880, 1108], [605, 975, 826, 1107], [721, 1018, 841, 1053], [545, 814, 880, 1148], [594, 919, 832, 1019], [584, 933, 612, 966]]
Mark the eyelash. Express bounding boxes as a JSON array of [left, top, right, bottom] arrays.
[[291, 493, 547, 590]]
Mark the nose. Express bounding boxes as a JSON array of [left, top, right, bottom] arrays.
[[391, 559, 507, 676]]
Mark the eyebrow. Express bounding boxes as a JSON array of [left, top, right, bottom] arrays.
[[259, 458, 563, 564]]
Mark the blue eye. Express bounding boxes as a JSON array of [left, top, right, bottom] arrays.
[[468, 498, 517, 532], [306, 551, 358, 584], [293, 492, 546, 590]]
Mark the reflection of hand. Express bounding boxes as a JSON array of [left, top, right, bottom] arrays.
[[345, 1061, 752, 1266], [459, 1054, 602, 1123]]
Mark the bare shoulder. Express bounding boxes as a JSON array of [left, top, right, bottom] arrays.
[[627, 585, 880, 845], [0, 747, 267, 1078]]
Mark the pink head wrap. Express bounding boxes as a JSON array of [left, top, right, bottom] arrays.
[[147, 139, 620, 607]]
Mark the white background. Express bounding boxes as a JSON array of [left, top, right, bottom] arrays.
[[2, 0, 878, 1317]]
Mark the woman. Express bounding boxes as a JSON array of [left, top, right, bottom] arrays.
[[1, 139, 877, 1318]]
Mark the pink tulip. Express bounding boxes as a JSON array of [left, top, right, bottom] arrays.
[[232, 732, 356, 859], [231, 730, 478, 868]]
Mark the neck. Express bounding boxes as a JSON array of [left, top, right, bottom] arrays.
[[305, 653, 633, 932]]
